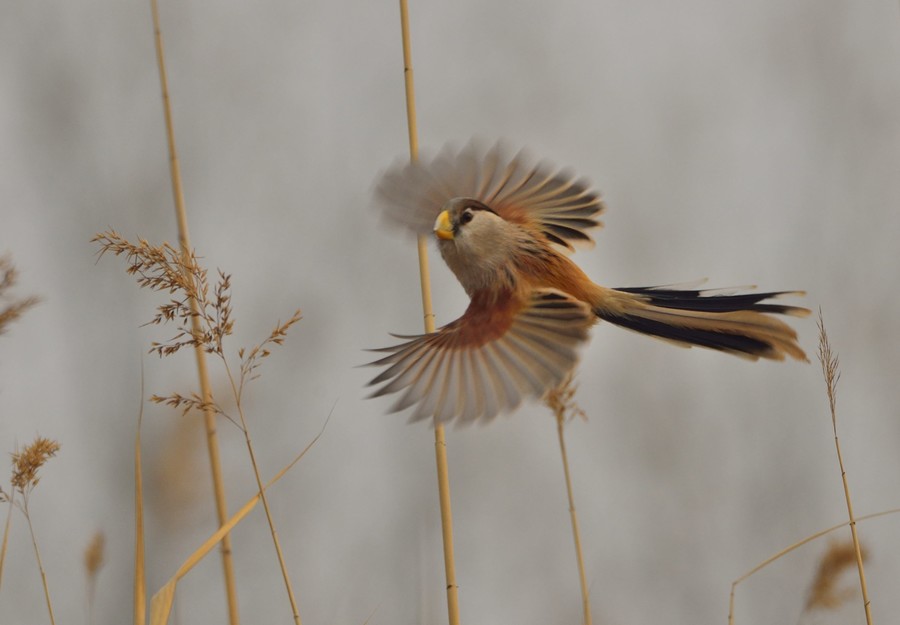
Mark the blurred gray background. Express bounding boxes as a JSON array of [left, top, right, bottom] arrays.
[[2, 1, 899, 624]]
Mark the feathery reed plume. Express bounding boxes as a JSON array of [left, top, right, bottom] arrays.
[[10, 437, 61, 498], [545, 373, 591, 625], [0, 436, 61, 625], [93, 230, 305, 624], [84, 531, 105, 625], [816, 310, 872, 625], [0, 256, 40, 336], [804, 539, 869, 613]]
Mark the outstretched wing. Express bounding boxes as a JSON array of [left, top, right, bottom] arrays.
[[367, 289, 594, 424], [374, 141, 605, 252]]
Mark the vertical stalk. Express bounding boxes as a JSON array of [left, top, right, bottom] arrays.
[[817, 312, 872, 625], [398, 2, 461, 624], [556, 415, 592, 625], [24, 503, 55, 625], [149, 2, 240, 623], [224, 363, 303, 625]]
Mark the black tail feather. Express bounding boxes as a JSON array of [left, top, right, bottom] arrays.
[[595, 286, 809, 360], [599, 310, 776, 358], [614, 286, 806, 316]]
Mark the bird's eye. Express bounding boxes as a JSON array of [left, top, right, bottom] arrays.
[[459, 210, 474, 225]]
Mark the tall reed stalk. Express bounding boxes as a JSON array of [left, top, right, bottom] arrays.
[[546, 377, 592, 625], [147, 3, 240, 622], [397, 2, 461, 623]]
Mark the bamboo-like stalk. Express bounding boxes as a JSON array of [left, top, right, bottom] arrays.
[[555, 415, 592, 625], [148, 2, 240, 623], [397, 2, 461, 624], [816, 311, 872, 625]]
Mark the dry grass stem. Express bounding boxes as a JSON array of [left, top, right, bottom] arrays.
[[95, 228, 304, 623], [727, 507, 900, 625], [545, 373, 592, 625], [816, 310, 872, 625], [0, 256, 40, 336], [3, 437, 61, 625], [0, 491, 12, 591], [150, 415, 328, 625], [134, 381, 147, 625], [804, 539, 869, 612]]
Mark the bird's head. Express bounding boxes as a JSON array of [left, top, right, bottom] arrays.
[[433, 197, 526, 294]]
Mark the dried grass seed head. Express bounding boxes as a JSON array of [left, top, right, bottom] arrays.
[[544, 371, 586, 423], [804, 539, 868, 611], [0, 255, 40, 336], [84, 531, 106, 578], [11, 437, 61, 493]]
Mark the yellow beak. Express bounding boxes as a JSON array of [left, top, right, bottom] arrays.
[[434, 210, 454, 240]]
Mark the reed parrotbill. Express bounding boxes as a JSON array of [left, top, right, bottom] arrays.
[[368, 142, 808, 424]]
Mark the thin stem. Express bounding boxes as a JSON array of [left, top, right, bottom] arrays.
[[23, 499, 55, 625], [833, 434, 872, 623], [726, 507, 900, 625], [817, 311, 872, 625], [398, 1, 461, 624], [134, 365, 147, 625], [224, 360, 303, 625], [0, 490, 13, 592], [556, 415, 592, 625], [148, 2, 240, 623]]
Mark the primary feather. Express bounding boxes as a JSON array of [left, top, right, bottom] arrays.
[[374, 141, 605, 251]]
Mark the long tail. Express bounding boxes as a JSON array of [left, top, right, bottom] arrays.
[[592, 284, 810, 361]]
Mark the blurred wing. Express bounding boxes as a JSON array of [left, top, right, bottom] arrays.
[[367, 289, 594, 424], [374, 141, 605, 252]]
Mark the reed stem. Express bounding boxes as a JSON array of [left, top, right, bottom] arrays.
[[555, 413, 591, 625], [148, 2, 240, 622], [23, 501, 55, 625], [398, 2, 461, 623], [817, 312, 872, 625]]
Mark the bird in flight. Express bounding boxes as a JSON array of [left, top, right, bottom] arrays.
[[368, 142, 808, 424]]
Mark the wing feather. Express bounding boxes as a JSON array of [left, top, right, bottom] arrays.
[[374, 141, 605, 252], [367, 289, 593, 424]]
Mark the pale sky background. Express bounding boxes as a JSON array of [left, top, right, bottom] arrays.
[[2, 1, 900, 624]]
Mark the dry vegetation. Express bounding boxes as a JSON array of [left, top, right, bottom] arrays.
[[1, 4, 894, 625]]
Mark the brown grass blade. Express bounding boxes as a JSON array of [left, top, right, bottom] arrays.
[[148, 417, 327, 625]]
